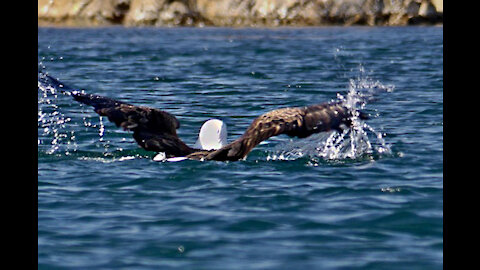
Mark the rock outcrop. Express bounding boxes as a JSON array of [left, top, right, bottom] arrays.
[[38, 0, 443, 27]]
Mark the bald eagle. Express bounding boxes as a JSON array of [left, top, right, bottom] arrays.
[[39, 74, 368, 162]]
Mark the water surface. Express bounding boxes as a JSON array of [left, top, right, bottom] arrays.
[[38, 26, 443, 270]]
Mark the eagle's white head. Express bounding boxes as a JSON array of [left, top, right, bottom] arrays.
[[153, 118, 228, 162], [194, 119, 228, 150]]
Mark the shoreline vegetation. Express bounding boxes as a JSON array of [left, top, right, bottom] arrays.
[[38, 0, 442, 27]]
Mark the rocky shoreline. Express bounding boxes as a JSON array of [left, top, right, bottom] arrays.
[[38, 0, 443, 27]]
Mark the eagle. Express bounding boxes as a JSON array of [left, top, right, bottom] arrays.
[[39, 73, 368, 162]]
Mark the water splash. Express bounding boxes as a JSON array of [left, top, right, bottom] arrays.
[[268, 70, 393, 162], [38, 77, 77, 155], [38, 73, 111, 157]]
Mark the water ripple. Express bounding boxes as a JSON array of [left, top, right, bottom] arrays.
[[38, 26, 442, 270]]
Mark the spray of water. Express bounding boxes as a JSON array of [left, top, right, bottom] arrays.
[[38, 72, 113, 157], [267, 69, 394, 162], [38, 78, 77, 155]]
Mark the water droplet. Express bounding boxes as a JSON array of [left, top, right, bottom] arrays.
[[381, 187, 401, 193]]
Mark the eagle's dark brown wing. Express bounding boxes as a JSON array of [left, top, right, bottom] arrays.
[[71, 91, 197, 158], [39, 73, 198, 158], [190, 102, 366, 161]]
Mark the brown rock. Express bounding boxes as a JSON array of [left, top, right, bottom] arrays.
[[124, 0, 165, 25], [38, 0, 443, 27]]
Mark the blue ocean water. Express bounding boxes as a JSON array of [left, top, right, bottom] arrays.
[[38, 26, 443, 269]]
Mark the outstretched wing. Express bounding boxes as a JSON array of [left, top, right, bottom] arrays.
[[196, 102, 367, 161], [72, 92, 195, 157], [72, 92, 197, 157], [40, 74, 196, 158]]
